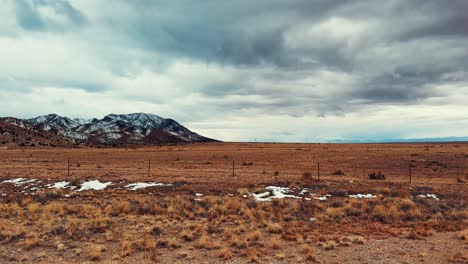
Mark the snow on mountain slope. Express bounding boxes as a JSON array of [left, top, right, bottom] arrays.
[[0, 117, 73, 147], [28, 114, 81, 131], [20, 113, 216, 146]]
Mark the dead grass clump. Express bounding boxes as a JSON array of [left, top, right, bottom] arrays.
[[349, 235, 365, 244], [230, 234, 247, 249], [246, 230, 262, 244], [459, 230, 468, 242], [322, 240, 337, 250], [217, 247, 233, 260], [379, 187, 391, 195], [266, 222, 283, 234], [246, 248, 259, 263], [323, 207, 345, 221], [27, 202, 41, 217], [406, 230, 423, 240], [270, 236, 282, 250], [135, 236, 157, 251], [180, 228, 196, 242], [168, 238, 181, 249], [89, 217, 112, 233], [44, 201, 65, 215], [105, 200, 131, 216], [24, 232, 40, 248], [121, 240, 133, 257], [195, 233, 214, 249], [0, 223, 26, 243], [300, 245, 317, 261], [88, 244, 106, 261], [372, 204, 400, 223]]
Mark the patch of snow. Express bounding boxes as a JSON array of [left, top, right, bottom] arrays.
[[125, 182, 171, 190], [252, 186, 302, 202], [48, 181, 70, 189], [349, 193, 376, 199], [195, 193, 203, 197], [417, 194, 439, 200], [300, 188, 309, 195], [77, 180, 112, 191], [2, 178, 36, 186]]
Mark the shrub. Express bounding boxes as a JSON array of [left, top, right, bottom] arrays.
[[331, 169, 345, 175], [217, 247, 232, 260], [368, 171, 385, 180]]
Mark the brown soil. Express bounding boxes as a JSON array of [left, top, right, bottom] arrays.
[[0, 143, 466, 263]]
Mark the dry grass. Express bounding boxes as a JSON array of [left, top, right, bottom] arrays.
[[24, 232, 40, 248], [88, 244, 106, 261], [0, 179, 465, 263], [301, 245, 317, 261], [266, 222, 283, 234], [217, 247, 233, 260], [322, 240, 337, 250], [458, 230, 468, 242]]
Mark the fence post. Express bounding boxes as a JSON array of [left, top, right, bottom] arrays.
[[67, 158, 70, 177], [232, 160, 235, 178], [317, 161, 320, 181], [148, 159, 151, 177], [409, 163, 412, 184]]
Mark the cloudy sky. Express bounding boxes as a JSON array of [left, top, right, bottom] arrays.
[[1, 0, 468, 142]]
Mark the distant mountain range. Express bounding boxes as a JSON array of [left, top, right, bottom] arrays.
[[0, 113, 216, 147], [330, 137, 468, 143]]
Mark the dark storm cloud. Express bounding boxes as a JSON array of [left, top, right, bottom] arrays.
[[118, 0, 349, 68], [14, 0, 86, 31], [3, 0, 468, 137], [15, 0, 44, 30]]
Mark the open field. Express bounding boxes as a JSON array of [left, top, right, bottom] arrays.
[[0, 143, 467, 263]]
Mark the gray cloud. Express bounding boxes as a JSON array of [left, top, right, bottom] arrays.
[[14, 0, 86, 31]]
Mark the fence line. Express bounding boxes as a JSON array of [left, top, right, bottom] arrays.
[[0, 157, 466, 185]]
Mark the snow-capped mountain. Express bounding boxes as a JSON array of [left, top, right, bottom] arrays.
[[0, 117, 73, 147], [3, 113, 216, 146]]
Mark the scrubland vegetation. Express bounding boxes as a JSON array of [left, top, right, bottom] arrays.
[[0, 186, 466, 263]]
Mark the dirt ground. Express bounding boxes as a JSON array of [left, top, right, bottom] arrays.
[[1, 142, 467, 185], [0, 143, 466, 263]]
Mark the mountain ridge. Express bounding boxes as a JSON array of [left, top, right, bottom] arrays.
[[1, 113, 216, 147]]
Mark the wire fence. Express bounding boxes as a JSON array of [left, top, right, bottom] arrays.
[[0, 157, 466, 185]]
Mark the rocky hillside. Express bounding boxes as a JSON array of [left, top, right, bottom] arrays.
[[0, 113, 216, 147]]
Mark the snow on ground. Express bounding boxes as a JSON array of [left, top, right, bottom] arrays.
[[195, 193, 203, 197], [313, 194, 332, 201], [417, 194, 440, 200], [349, 193, 376, 199], [252, 186, 302, 202], [78, 180, 112, 191], [1, 178, 37, 186], [125, 182, 171, 190], [48, 181, 70, 189]]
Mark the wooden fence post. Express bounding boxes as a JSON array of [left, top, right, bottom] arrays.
[[317, 161, 320, 181], [232, 160, 235, 178], [409, 163, 412, 184], [148, 159, 151, 177], [67, 158, 70, 177]]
